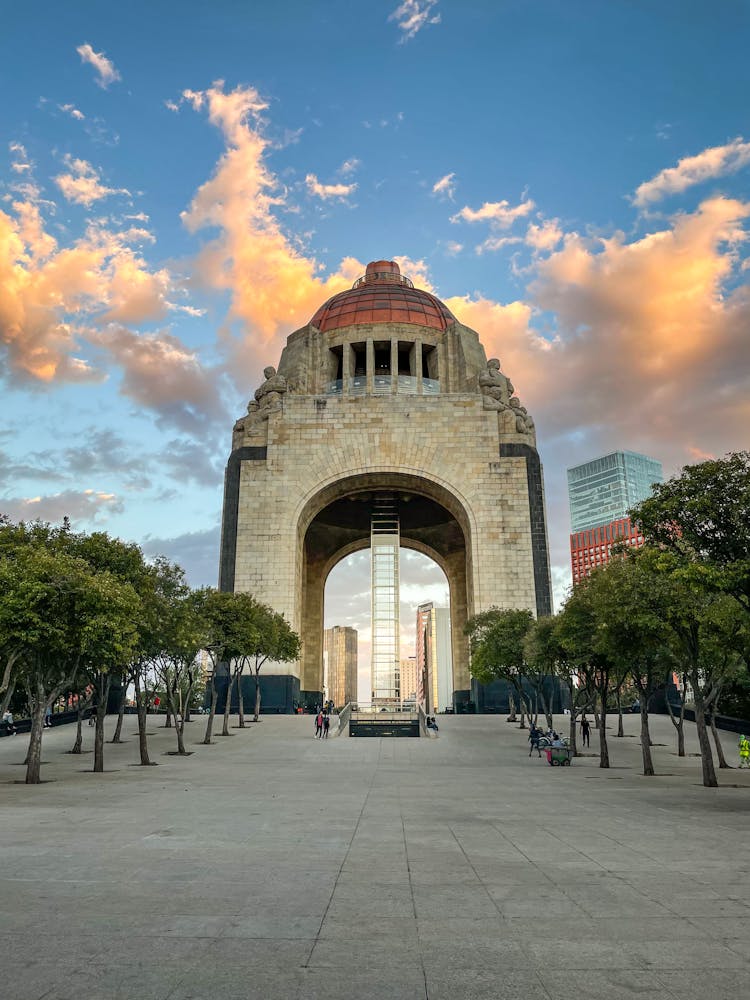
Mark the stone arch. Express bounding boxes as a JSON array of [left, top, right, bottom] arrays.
[[296, 472, 474, 704]]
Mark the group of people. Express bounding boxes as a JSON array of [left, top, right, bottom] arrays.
[[425, 716, 439, 731], [314, 711, 331, 739], [527, 723, 567, 757]]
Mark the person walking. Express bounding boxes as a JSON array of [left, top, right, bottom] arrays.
[[322, 714, 330, 739], [314, 711, 323, 739], [580, 717, 591, 748], [528, 724, 542, 757], [44, 705, 53, 729], [739, 734, 750, 768]]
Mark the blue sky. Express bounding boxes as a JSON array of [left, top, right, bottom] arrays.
[[3, 1, 750, 683]]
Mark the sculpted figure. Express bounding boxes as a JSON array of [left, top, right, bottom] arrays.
[[510, 396, 535, 435], [479, 358, 514, 410], [254, 366, 288, 416]]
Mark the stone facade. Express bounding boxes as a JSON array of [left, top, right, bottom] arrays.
[[219, 261, 552, 712]]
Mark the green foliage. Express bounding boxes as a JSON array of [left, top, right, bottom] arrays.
[[631, 451, 750, 613], [464, 607, 534, 685]]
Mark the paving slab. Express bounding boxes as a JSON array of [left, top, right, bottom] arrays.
[[1, 712, 749, 999]]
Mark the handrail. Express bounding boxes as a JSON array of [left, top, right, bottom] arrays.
[[331, 702, 353, 738]]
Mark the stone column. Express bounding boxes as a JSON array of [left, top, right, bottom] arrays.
[[415, 340, 423, 395], [391, 337, 399, 394], [366, 338, 374, 395], [342, 341, 351, 397]]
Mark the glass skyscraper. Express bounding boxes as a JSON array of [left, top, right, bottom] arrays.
[[567, 451, 663, 533]]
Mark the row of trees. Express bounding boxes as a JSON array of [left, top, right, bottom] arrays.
[[0, 518, 299, 783], [466, 452, 750, 787]]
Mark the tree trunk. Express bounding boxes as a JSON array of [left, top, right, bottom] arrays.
[[540, 689, 552, 730], [506, 692, 517, 723], [593, 702, 601, 732], [237, 672, 246, 728], [639, 703, 655, 776], [93, 675, 111, 773], [253, 671, 261, 722], [710, 707, 730, 769], [692, 676, 717, 788], [110, 685, 127, 743], [221, 672, 232, 736], [568, 709, 578, 757], [202, 678, 219, 744], [665, 688, 686, 756], [599, 702, 610, 768], [616, 693, 624, 738], [71, 708, 84, 754], [25, 697, 46, 785], [133, 674, 154, 765], [164, 709, 172, 728]]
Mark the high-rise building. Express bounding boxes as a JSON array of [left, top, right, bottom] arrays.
[[400, 656, 418, 708], [323, 626, 358, 708], [416, 603, 453, 713], [567, 450, 663, 584]]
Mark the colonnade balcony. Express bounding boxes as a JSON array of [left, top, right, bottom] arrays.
[[326, 375, 440, 397]]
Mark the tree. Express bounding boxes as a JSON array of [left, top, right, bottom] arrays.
[[556, 575, 619, 769], [632, 451, 750, 617], [524, 616, 589, 754], [584, 550, 673, 775], [0, 540, 138, 783], [465, 608, 535, 728], [248, 605, 300, 722], [196, 590, 250, 744]]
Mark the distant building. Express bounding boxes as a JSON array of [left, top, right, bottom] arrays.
[[567, 450, 663, 584], [400, 656, 418, 708], [416, 603, 453, 713], [323, 626, 358, 707]]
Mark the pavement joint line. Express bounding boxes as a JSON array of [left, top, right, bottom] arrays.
[[302, 738, 380, 969], [400, 808, 429, 1000]]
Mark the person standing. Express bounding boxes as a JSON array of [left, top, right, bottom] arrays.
[[315, 711, 323, 739], [44, 705, 53, 729], [739, 734, 750, 768], [528, 724, 541, 757], [580, 717, 591, 748], [322, 714, 330, 739]]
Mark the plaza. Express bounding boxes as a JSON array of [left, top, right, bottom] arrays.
[[1, 713, 748, 1000]]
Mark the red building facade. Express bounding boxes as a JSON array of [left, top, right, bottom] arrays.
[[570, 516, 644, 585]]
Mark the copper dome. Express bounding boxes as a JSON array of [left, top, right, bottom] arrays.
[[310, 260, 456, 333]]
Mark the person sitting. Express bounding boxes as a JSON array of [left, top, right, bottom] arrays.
[[551, 733, 565, 748], [2, 710, 18, 736]]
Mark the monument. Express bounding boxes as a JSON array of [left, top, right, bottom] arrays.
[[219, 260, 551, 712]]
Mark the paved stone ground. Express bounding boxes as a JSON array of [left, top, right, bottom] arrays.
[[1, 711, 749, 1000]]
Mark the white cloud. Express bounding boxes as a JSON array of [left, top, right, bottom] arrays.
[[451, 198, 535, 227], [339, 158, 361, 176], [432, 172, 456, 200], [9, 142, 31, 174], [633, 137, 750, 208], [54, 155, 129, 207], [305, 173, 357, 200], [76, 43, 121, 88], [388, 0, 441, 42], [59, 103, 85, 121], [0, 488, 123, 525]]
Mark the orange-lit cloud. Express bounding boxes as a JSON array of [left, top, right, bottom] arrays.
[[181, 81, 366, 383], [451, 197, 535, 227], [76, 43, 121, 88], [54, 155, 129, 206], [633, 137, 750, 209], [305, 173, 357, 200]]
